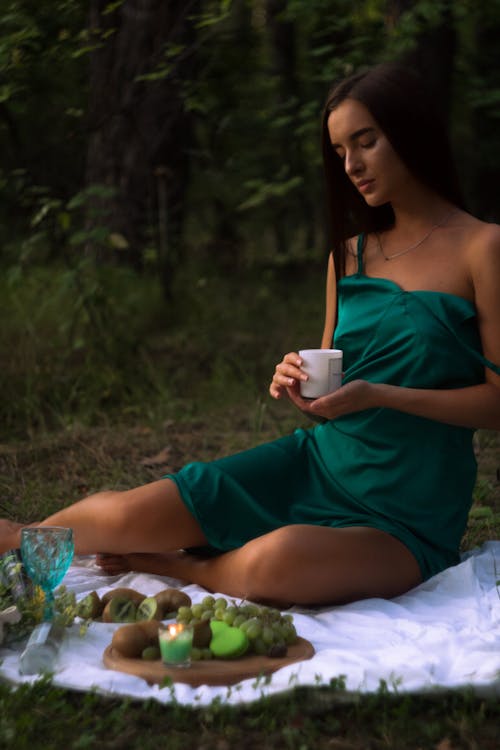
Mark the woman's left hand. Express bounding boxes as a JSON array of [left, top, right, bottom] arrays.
[[286, 378, 378, 421]]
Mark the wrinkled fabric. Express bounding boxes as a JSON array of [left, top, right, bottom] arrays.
[[1, 544, 499, 704], [170, 260, 498, 580]]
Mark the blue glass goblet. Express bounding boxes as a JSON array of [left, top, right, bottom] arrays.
[[21, 527, 74, 621]]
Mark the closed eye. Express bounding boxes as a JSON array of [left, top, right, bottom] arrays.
[[330, 126, 377, 158], [333, 138, 376, 161]]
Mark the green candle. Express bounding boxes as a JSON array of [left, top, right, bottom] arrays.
[[158, 623, 193, 667]]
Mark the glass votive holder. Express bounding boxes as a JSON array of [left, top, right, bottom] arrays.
[[158, 623, 193, 668]]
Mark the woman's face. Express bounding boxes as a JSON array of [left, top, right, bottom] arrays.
[[327, 98, 413, 207]]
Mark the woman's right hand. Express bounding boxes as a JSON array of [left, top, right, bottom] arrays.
[[269, 352, 308, 400]]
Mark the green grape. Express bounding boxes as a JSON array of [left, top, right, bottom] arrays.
[[282, 613, 294, 624], [240, 603, 259, 617], [261, 625, 275, 646], [202, 595, 215, 608], [191, 603, 203, 619], [267, 608, 281, 621], [214, 597, 227, 611], [177, 605, 192, 621], [214, 608, 226, 621], [200, 608, 214, 621], [271, 622, 286, 641], [233, 614, 247, 628], [238, 619, 251, 633], [191, 647, 203, 661], [283, 624, 298, 644], [223, 606, 238, 624], [202, 648, 213, 660], [253, 637, 268, 656], [245, 620, 262, 641]]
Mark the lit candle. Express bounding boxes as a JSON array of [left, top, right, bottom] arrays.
[[158, 623, 193, 667]]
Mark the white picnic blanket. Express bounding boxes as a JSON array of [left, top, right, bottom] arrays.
[[1, 541, 499, 705]]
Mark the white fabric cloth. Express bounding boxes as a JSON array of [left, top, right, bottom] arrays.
[[1, 541, 499, 705]]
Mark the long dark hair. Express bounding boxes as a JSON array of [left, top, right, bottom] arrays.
[[322, 62, 466, 278]]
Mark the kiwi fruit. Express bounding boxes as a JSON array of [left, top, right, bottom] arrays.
[[77, 590, 103, 619], [192, 619, 212, 648], [154, 588, 191, 618], [112, 624, 150, 658], [136, 619, 162, 641], [102, 596, 137, 623], [111, 620, 161, 659], [136, 596, 159, 621], [101, 587, 146, 607]]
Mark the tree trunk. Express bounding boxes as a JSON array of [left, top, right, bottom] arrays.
[[388, 0, 456, 120], [85, 0, 195, 296], [265, 0, 316, 257]]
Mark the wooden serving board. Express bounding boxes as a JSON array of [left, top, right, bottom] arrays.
[[103, 637, 314, 687]]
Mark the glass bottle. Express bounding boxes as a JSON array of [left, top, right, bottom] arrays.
[[19, 621, 65, 675]]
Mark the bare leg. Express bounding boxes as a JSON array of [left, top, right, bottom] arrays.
[[93, 525, 423, 607], [0, 479, 207, 555], [1, 489, 422, 606]]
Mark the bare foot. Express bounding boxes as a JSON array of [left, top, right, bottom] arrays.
[[0, 519, 26, 553], [95, 553, 134, 575], [94, 551, 190, 578]]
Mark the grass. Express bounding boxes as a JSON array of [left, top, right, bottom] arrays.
[[1, 260, 499, 748], [1, 677, 499, 749], [1, 421, 498, 749]]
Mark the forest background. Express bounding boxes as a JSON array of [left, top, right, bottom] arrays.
[[0, 2, 499, 748], [1, 0, 500, 439]]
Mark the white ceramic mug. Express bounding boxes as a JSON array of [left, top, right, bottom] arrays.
[[298, 349, 343, 398]]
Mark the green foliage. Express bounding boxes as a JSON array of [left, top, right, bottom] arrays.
[[0, 260, 166, 437], [1, 0, 500, 267], [0, 0, 87, 245], [1, 0, 500, 436], [0, 237, 324, 439]]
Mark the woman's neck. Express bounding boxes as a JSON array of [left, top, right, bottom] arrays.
[[388, 188, 456, 238]]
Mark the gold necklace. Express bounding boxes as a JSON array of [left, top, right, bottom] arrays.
[[376, 209, 459, 262]]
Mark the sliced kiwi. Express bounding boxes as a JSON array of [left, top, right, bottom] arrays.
[[103, 596, 137, 623], [101, 587, 146, 607], [77, 590, 102, 619], [135, 596, 159, 622]]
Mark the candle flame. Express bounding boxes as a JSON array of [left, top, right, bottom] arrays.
[[168, 623, 183, 636]]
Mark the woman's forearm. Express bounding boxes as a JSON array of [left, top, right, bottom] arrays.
[[372, 381, 500, 430]]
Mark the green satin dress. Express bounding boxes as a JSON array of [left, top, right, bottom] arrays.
[[168, 236, 499, 580]]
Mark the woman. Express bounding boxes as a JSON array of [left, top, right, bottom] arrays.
[[2, 63, 500, 606]]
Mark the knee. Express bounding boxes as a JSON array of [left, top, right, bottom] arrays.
[[239, 525, 303, 605]]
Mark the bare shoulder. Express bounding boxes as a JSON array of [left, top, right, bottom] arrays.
[[459, 218, 500, 330], [464, 217, 500, 281], [455, 212, 500, 286]]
